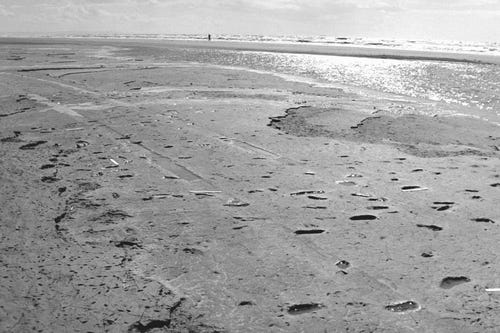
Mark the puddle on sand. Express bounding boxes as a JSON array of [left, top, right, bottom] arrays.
[[287, 303, 325, 315], [385, 301, 420, 313]]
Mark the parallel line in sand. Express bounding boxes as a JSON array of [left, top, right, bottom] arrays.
[[98, 122, 205, 183], [6, 72, 296, 169], [4, 73, 205, 182]]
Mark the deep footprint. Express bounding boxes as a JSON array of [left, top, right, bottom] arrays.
[[287, 303, 325, 315], [336, 260, 350, 269], [416, 224, 443, 231], [350, 215, 377, 221], [401, 185, 427, 191], [367, 206, 389, 210], [290, 190, 325, 196], [294, 229, 325, 235], [472, 218, 495, 223], [41, 176, 60, 183], [307, 195, 328, 200], [40, 164, 56, 169], [19, 140, 47, 150], [440, 276, 471, 289], [385, 301, 420, 312]]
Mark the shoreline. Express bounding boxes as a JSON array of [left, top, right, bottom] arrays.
[[2, 36, 500, 65]]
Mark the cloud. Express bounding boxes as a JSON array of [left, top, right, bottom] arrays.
[[0, 5, 14, 17], [0, 0, 499, 41]]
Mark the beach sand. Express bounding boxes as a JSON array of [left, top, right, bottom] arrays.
[[1, 38, 499, 332]]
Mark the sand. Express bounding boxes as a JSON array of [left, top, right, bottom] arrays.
[[1, 38, 500, 333]]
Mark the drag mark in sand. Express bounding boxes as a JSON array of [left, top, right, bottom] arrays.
[[17, 65, 105, 72], [28, 94, 84, 118], [98, 122, 204, 182]]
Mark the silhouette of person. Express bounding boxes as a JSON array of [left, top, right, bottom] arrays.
[[208, 34, 211, 41]]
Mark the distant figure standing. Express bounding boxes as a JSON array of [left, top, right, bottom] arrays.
[[208, 34, 211, 41]]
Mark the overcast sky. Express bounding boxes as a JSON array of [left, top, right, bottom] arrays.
[[1, 0, 499, 42]]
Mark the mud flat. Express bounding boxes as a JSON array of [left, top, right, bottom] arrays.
[[1, 38, 500, 332]]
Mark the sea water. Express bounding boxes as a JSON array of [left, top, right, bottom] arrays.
[[157, 46, 500, 124], [61, 33, 500, 123]]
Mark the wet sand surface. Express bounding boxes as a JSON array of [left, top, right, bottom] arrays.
[[1, 39, 500, 332]]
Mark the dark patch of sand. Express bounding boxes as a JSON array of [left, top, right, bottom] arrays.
[[269, 106, 500, 157]]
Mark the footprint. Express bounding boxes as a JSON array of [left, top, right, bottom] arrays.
[[290, 190, 325, 196], [287, 303, 325, 315], [40, 164, 56, 169], [336, 180, 356, 186], [471, 218, 495, 223], [350, 215, 377, 221], [19, 140, 47, 150], [248, 189, 265, 193], [336, 260, 350, 269], [76, 140, 89, 148], [401, 185, 428, 192], [294, 229, 325, 235], [367, 206, 389, 210], [307, 195, 328, 200], [432, 202, 454, 211], [416, 224, 443, 231], [182, 248, 204, 255], [224, 198, 249, 207], [114, 237, 142, 249], [304, 206, 327, 210], [351, 193, 371, 198], [440, 276, 471, 289], [41, 176, 59, 183], [385, 301, 419, 312]]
